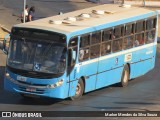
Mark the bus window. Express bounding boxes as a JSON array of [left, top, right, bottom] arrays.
[[68, 37, 78, 66], [146, 18, 156, 30], [79, 47, 89, 62], [124, 24, 134, 36], [123, 36, 134, 49], [113, 26, 123, 39], [91, 31, 101, 45], [154, 18, 157, 28], [80, 34, 90, 48], [69, 37, 78, 47], [145, 30, 155, 44], [79, 34, 90, 62], [136, 21, 145, 33], [102, 29, 113, 41], [112, 39, 122, 52], [135, 33, 144, 46], [90, 44, 100, 59], [101, 41, 111, 55]]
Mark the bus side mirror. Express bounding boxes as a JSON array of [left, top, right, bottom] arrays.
[[0, 41, 3, 50], [2, 40, 8, 55], [2, 33, 10, 55]]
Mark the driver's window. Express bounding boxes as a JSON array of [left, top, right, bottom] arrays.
[[68, 37, 78, 66]]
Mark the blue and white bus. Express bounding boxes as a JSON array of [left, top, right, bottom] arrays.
[[4, 4, 158, 100]]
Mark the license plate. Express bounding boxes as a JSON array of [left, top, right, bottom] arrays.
[[26, 88, 36, 92], [17, 76, 27, 82]]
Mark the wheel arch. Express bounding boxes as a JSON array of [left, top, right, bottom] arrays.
[[80, 76, 85, 93], [126, 63, 131, 78]]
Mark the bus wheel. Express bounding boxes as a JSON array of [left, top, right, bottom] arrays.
[[120, 65, 129, 87], [70, 79, 84, 101]]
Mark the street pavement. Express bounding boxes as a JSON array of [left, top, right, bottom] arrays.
[[0, 0, 97, 30]]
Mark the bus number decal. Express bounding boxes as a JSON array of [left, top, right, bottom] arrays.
[[125, 53, 132, 62]]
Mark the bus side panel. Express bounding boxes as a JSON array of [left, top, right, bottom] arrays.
[[96, 55, 124, 89], [84, 75, 97, 93], [130, 58, 154, 79], [96, 67, 123, 89], [130, 45, 156, 79], [80, 62, 98, 93], [68, 80, 78, 97]]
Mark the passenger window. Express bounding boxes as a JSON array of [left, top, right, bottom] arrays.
[[154, 18, 157, 28], [101, 41, 111, 55], [136, 21, 145, 33], [68, 37, 78, 66], [69, 37, 78, 47], [145, 30, 155, 44], [102, 29, 113, 41], [124, 24, 134, 36], [123, 36, 134, 49], [112, 39, 122, 52], [90, 44, 100, 59], [146, 18, 156, 30], [91, 31, 101, 45], [135, 33, 144, 46], [79, 47, 89, 62], [113, 26, 123, 39], [80, 34, 90, 48]]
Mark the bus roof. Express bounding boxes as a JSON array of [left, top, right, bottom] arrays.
[[15, 4, 156, 35]]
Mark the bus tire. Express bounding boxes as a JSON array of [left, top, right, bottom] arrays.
[[120, 65, 129, 87], [70, 78, 84, 101]]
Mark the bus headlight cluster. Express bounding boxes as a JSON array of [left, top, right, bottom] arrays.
[[5, 72, 10, 78], [47, 79, 64, 89]]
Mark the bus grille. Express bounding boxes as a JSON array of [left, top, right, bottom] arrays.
[[18, 86, 45, 94]]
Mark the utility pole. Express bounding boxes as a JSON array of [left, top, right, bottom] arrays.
[[122, 0, 125, 4], [23, 0, 26, 23], [143, 0, 146, 7]]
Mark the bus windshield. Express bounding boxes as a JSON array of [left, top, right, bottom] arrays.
[[7, 28, 67, 74]]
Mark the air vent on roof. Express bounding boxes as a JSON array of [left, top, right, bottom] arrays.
[[49, 20, 62, 24], [105, 11, 116, 14], [92, 10, 105, 15], [120, 4, 131, 8], [65, 17, 77, 22], [80, 13, 91, 18]]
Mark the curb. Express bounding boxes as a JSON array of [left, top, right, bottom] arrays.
[[124, 1, 160, 7], [0, 25, 11, 33]]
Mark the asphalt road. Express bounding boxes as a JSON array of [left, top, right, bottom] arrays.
[[0, 0, 97, 30]]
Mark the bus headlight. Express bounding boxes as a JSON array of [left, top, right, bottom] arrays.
[[5, 72, 10, 78], [47, 79, 64, 89]]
